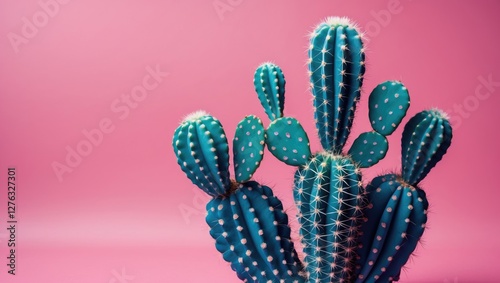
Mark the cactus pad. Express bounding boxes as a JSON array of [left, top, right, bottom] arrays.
[[348, 131, 389, 168], [233, 115, 266, 183], [266, 117, 311, 166], [368, 81, 410, 136]]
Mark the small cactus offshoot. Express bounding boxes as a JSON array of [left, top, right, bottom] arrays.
[[171, 17, 453, 283]]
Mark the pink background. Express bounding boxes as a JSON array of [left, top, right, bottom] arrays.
[[1, 1, 499, 282]]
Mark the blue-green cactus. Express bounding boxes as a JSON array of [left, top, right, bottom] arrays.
[[173, 16, 454, 283], [294, 152, 363, 282], [207, 181, 304, 283], [254, 62, 286, 121], [355, 110, 452, 282], [308, 17, 365, 153]]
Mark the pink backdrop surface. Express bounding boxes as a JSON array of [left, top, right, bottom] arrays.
[[0, 1, 499, 282]]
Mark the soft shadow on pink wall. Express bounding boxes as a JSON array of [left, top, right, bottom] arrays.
[[0, 0, 499, 282]]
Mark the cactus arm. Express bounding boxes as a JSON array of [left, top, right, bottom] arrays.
[[206, 182, 304, 282], [348, 131, 389, 168], [369, 81, 410, 136], [233, 115, 266, 182], [363, 185, 412, 282], [378, 188, 429, 282], [309, 18, 365, 152], [265, 117, 312, 166], [401, 109, 453, 185], [254, 63, 286, 121], [172, 112, 230, 196]]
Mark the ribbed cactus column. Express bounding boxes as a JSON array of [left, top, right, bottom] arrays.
[[355, 109, 453, 282], [294, 152, 363, 282], [309, 17, 365, 153]]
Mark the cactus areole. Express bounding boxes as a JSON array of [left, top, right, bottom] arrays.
[[172, 16, 453, 283]]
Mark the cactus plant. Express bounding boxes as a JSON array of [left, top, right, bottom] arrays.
[[172, 16, 453, 283]]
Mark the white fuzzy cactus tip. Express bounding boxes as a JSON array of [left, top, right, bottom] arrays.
[[182, 110, 209, 123]]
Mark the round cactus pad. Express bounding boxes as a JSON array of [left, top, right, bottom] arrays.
[[265, 117, 311, 166]]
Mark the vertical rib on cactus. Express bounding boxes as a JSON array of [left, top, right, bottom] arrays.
[[309, 17, 365, 152], [294, 152, 363, 283], [402, 109, 453, 185]]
